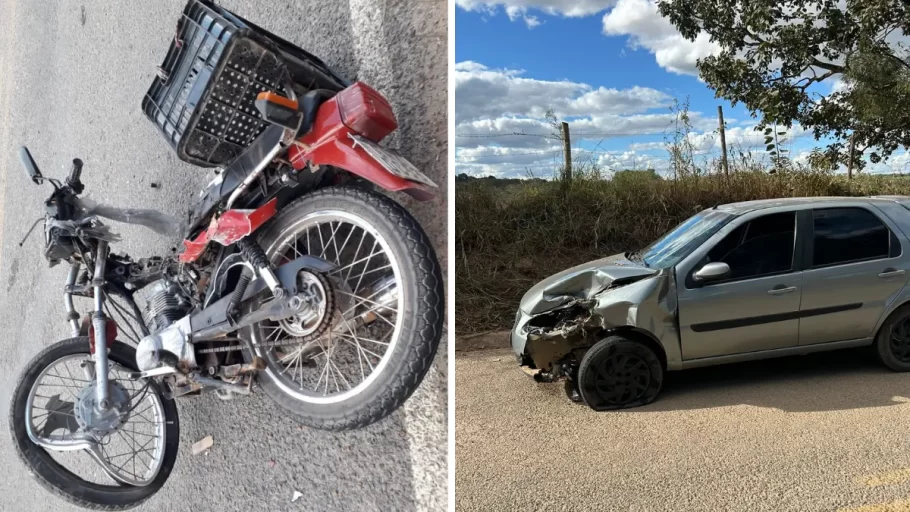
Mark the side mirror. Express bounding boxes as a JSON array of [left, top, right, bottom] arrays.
[[694, 262, 730, 282], [18, 146, 43, 184]]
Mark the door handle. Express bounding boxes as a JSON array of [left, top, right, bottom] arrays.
[[878, 268, 906, 278], [767, 285, 797, 295]]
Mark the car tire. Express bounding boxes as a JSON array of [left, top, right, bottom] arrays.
[[875, 304, 910, 372], [577, 335, 663, 411]]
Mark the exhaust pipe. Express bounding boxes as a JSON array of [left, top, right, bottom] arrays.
[[358, 275, 398, 326]]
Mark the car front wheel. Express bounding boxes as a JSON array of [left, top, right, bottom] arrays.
[[577, 335, 663, 411]]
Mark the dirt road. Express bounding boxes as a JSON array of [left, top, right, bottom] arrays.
[[456, 336, 910, 512]]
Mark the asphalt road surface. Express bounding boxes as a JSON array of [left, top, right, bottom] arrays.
[[456, 339, 910, 512], [0, 1, 447, 511]]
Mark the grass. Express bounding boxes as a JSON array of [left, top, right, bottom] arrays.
[[455, 170, 910, 333]]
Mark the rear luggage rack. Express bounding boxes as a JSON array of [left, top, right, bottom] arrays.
[[143, 0, 348, 167]]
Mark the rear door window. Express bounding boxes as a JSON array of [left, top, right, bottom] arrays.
[[812, 208, 893, 267]]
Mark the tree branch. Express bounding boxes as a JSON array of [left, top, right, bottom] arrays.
[[810, 58, 846, 73]]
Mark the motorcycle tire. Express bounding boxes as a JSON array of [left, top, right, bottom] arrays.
[[9, 337, 180, 510], [244, 186, 444, 431]]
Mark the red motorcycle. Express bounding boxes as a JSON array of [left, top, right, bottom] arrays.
[[8, 2, 443, 509]]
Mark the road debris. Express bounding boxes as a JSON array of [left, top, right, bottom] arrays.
[[192, 435, 214, 455], [291, 490, 303, 503]]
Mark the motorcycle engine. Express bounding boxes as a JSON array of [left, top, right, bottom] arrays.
[[135, 277, 196, 372], [144, 279, 192, 333]]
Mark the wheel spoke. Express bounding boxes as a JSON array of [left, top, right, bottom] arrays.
[[319, 221, 339, 261], [343, 228, 368, 284], [257, 213, 405, 400], [334, 332, 391, 347], [338, 316, 379, 371], [354, 241, 380, 294], [314, 350, 330, 394], [331, 242, 380, 281], [337, 288, 399, 316], [335, 224, 355, 267]]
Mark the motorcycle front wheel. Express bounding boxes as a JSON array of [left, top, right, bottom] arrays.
[[244, 186, 444, 431], [9, 337, 180, 510]]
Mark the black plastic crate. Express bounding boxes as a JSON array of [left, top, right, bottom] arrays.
[[143, 0, 349, 167]]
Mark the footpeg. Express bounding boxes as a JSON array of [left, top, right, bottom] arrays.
[[218, 357, 266, 379]]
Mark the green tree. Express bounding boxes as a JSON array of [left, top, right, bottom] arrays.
[[658, 0, 910, 165]]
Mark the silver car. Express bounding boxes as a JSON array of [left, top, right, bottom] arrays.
[[512, 196, 910, 410]]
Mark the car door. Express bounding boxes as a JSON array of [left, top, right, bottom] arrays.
[[798, 206, 910, 345], [677, 210, 802, 360]]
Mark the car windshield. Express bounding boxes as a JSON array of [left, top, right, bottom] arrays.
[[634, 210, 734, 269]]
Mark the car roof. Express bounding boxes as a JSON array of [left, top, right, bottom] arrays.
[[714, 195, 910, 215]]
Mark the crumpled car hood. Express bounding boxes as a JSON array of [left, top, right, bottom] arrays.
[[519, 253, 657, 315]]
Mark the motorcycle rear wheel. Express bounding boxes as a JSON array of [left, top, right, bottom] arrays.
[[9, 337, 179, 510], [244, 186, 444, 431]]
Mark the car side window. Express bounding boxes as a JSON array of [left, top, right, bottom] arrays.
[[706, 212, 796, 281], [812, 207, 891, 267]]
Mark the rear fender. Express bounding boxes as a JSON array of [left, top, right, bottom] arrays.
[[287, 91, 435, 201]]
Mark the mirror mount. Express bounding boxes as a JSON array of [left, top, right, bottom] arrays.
[[18, 146, 43, 185]]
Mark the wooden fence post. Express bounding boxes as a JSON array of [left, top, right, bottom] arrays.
[[717, 106, 729, 176], [561, 121, 572, 183], [847, 134, 855, 179]]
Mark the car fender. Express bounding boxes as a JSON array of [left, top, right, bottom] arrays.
[[521, 270, 684, 371], [871, 278, 910, 338]]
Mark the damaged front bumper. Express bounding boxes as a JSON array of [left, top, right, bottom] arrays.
[[510, 301, 598, 381], [510, 252, 682, 381]]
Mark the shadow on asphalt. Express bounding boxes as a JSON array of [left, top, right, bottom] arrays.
[[639, 347, 910, 413]]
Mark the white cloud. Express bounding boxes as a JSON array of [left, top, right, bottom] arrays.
[[455, 61, 672, 124], [456, 0, 617, 18], [455, 145, 565, 178], [601, 0, 719, 75], [455, 60, 737, 177], [456, 0, 720, 75], [505, 5, 543, 27], [593, 151, 667, 171], [865, 151, 910, 174], [455, 111, 717, 150]]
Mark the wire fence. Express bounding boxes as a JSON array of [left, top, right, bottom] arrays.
[[455, 130, 910, 177]]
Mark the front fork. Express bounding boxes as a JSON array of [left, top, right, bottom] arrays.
[[64, 241, 112, 410]]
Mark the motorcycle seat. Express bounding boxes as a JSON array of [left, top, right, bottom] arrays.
[[184, 123, 285, 235], [254, 89, 335, 136]]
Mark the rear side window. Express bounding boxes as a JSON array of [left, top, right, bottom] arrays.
[[812, 208, 892, 267]]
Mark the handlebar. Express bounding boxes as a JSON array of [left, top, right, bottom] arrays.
[[68, 159, 83, 184], [67, 159, 84, 193]]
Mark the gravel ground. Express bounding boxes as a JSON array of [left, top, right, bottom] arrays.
[[0, 1, 447, 511], [456, 341, 910, 512]]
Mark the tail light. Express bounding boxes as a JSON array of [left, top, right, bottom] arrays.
[[336, 82, 398, 142]]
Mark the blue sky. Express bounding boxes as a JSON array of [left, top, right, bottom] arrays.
[[454, 0, 909, 177]]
